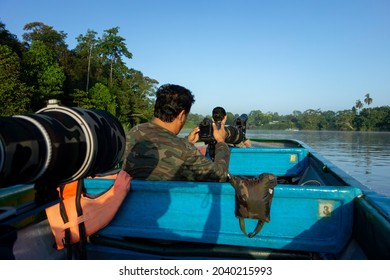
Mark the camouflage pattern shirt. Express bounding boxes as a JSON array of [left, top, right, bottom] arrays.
[[122, 122, 230, 181]]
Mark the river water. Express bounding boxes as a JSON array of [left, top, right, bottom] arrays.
[[246, 130, 390, 197]]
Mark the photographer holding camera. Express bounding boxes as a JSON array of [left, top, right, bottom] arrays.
[[122, 84, 230, 182], [199, 107, 251, 159]]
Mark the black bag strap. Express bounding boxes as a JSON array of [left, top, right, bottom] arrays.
[[58, 183, 72, 259], [238, 218, 265, 238], [58, 179, 87, 259], [75, 179, 87, 259]]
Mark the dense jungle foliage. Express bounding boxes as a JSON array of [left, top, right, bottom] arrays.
[[1, 21, 389, 131]]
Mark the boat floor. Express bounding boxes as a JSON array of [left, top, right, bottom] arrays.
[[9, 218, 367, 260], [87, 234, 321, 260]]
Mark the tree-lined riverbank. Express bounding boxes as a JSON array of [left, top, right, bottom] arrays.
[[1, 21, 389, 131]]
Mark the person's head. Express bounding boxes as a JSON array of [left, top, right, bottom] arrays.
[[154, 84, 195, 122]]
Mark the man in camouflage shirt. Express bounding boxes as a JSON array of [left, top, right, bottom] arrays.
[[122, 84, 230, 182]]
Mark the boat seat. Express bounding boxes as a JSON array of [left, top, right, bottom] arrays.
[[86, 178, 362, 255], [229, 147, 309, 177]]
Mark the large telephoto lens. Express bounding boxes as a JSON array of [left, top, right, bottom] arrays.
[[0, 100, 125, 188], [225, 126, 243, 144], [224, 114, 248, 144]]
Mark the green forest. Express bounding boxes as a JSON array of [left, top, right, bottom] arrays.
[[1, 21, 390, 131]]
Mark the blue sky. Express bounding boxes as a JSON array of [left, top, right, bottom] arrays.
[[1, 0, 389, 115]]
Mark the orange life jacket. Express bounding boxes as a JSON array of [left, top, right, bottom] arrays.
[[45, 170, 131, 250]]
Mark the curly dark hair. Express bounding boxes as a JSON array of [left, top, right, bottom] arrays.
[[153, 84, 195, 122]]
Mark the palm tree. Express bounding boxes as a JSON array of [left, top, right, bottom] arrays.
[[355, 99, 363, 115], [364, 93, 373, 107], [364, 93, 373, 130]]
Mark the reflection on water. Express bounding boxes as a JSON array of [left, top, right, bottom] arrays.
[[246, 130, 390, 197]]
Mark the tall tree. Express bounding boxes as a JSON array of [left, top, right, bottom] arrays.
[[355, 99, 363, 115], [364, 93, 373, 130], [0, 21, 24, 57], [24, 41, 65, 109], [71, 88, 92, 108], [97, 27, 132, 86], [22, 22, 68, 52], [75, 29, 99, 92], [248, 110, 273, 128], [299, 109, 323, 130], [336, 110, 355, 131], [0, 45, 32, 115], [116, 69, 157, 125], [89, 83, 116, 115], [364, 93, 373, 107], [22, 22, 69, 66]]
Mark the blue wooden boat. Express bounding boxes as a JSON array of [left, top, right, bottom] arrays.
[[1, 103, 389, 259], [1, 139, 389, 260]]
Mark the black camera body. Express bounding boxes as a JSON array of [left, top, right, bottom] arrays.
[[198, 117, 215, 144], [198, 106, 248, 145]]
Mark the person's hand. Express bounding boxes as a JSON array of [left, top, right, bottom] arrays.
[[187, 127, 200, 144], [244, 139, 252, 147], [212, 116, 227, 143]]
